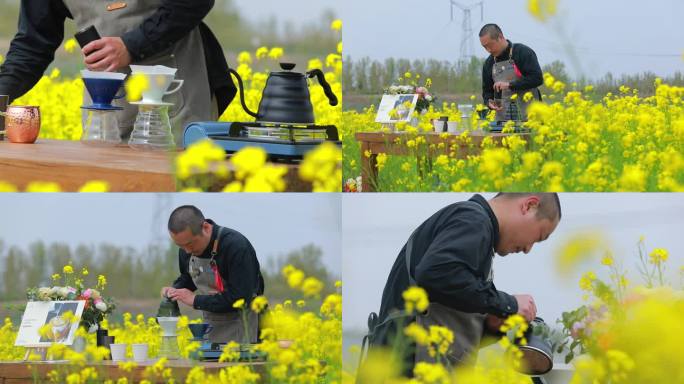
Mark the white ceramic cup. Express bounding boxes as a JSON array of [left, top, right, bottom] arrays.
[[432, 119, 448, 132], [132, 343, 149, 362], [139, 74, 183, 104], [110, 343, 127, 362]]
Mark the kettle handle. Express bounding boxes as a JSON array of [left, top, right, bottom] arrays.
[[307, 69, 338, 107], [228, 68, 259, 118]]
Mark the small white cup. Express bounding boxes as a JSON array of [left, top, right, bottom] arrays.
[[110, 343, 127, 362], [139, 74, 183, 104], [132, 343, 149, 362]]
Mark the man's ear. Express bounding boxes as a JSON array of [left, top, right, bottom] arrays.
[[522, 196, 540, 215]]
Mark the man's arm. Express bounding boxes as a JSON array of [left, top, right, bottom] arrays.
[[121, 0, 215, 62], [413, 215, 518, 318], [0, 0, 69, 102], [481, 57, 496, 105], [193, 234, 261, 313], [509, 45, 543, 92]]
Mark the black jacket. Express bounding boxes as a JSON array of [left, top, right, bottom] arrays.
[[378, 194, 518, 325], [173, 220, 264, 313], [0, 0, 235, 114], [482, 40, 543, 105]]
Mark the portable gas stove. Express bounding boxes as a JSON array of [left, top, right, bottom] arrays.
[[189, 340, 267, 362], [183, 121, 340, 161]]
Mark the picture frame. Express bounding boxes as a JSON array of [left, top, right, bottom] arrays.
[[15, 300, 85, 347], [375, 94, 419, 123]]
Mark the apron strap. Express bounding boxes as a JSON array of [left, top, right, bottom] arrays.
[[209, 226, 226, 293]]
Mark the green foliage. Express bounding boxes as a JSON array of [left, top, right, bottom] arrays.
[[262, 244, 337, 307], [343, 56, 684, 109]]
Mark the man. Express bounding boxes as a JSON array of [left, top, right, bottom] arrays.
[[0, 1, 237, 146], [162, 205, 264, 344], [480, 24, 543, 122], [374, 193, 560, 373]]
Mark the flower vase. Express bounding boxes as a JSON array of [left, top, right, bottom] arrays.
[[411, 110, 427, 127], [72, 335, 87, 353]]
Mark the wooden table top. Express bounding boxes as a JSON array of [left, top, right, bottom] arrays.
[[0, 139, 307, 192], [0, 358, 267, 383]]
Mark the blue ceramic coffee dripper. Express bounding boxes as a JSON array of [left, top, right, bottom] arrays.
[[188, 323, 212, 340], [81, 70, 126, 110]]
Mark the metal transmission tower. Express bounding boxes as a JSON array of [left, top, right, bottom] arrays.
[[450, 1, 484, 64]]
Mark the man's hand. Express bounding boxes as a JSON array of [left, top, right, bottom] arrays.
[[493, 81, 510, 92], [83, 37, 132, 72], [160, 287, 172, 298], [485, 314, 505, 333], [487, 99, 503, 111], [167, 288, 196, 307], [513, 294, 537, 322]]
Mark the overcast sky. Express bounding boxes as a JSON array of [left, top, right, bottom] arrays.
[[342, 0, 684, 79], [0, 194, 341, 276], [232, 0, 339, 26], [342, 193, 684, 333]]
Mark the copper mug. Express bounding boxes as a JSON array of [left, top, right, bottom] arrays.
[[0, 106, 41, 143]]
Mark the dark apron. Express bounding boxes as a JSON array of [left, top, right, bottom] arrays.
[[188, 226, 258, 344], [61, 0, 215, 146], [492, 44, 537, 122]]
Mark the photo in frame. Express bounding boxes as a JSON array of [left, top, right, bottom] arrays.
[[15, 300, 85, 347], [375, 94, 419, 123]]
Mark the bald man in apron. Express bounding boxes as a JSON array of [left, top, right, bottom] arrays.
[[479, 23, 543, 123], [163, 205, 264, 344], [0, 1, 236, 146]]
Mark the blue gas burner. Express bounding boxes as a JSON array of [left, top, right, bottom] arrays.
[[183, 122, 340, 162]]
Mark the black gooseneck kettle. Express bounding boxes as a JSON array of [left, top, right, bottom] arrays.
[[228, 63, 338, 125]]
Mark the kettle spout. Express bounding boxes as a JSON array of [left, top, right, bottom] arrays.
[[228, 68, 259, 118]]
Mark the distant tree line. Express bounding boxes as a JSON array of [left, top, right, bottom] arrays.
[[0, 239, 337, 304], [343, 56, 684, 100]]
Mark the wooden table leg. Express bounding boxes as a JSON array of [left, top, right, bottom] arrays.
[[359, 141, 378, 192]]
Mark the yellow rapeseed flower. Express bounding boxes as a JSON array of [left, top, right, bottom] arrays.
[[25, 181, 62, 192], [124, 73, 149, 102], [649, 248, 669, 265], [78, 180, 110, 192], [402, 286, 429, 314], [330, 19, 342, 31], [268, 47, 284, 60], [528, 0, 558, 22], [255, 46, 269, 59], [251, 296, 268, 314], [232, 298, 245, 309], [64, 38, 78, 53]]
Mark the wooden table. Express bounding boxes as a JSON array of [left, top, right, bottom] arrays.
[[0, 359, 266, 383], [0, 139, 307, 192], [355, 130, 531, 192]]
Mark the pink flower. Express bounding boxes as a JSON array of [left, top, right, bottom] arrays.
[[82, 288, 92, 299], [416, 87, 428, 96]]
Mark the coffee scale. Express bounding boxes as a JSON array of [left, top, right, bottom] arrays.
[[183, 63, 340, 161], [187, 323, 266, 362]]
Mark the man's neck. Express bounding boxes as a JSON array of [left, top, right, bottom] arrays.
[[487, 198, 506, 237]]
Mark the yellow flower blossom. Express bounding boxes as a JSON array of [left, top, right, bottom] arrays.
[[64, 38, 78, 53], [232, 298, 245, 309], [402, 286, 429, 314]]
